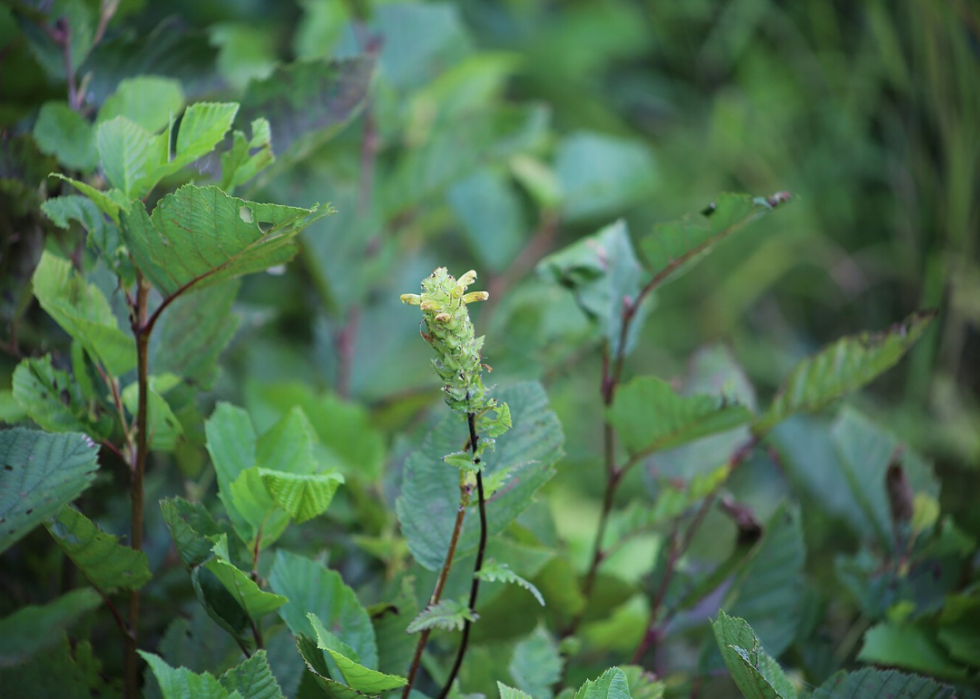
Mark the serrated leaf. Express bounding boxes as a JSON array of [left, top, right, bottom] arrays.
[[397, 381, 563, 572], [755, 310, 936, 434], [608, 376, 753, 457], [0, 429, 100, 555], [141, 652, 239, 699], [46, 506, 151, 592], [537, 219, 644, 358], [297, 635, 374, 699], [508, 625, 562, 699], [31, 251, 136, 375], [620, 666, 664, 699], [227, 467, 290, 548], [573, 667, 632, 699], [218, 651, 287, 699], [121, 184, 331, 299], [406, 599, 476, 634], [259, 470, 344, 523], [476, 560, 545, 606], [191, 565, 251, 647], [49, 173, 123, 224], [206, 402, 258, 535], [373, 576, 419, 677], [0, 589, 101, 668], [205, 535, 288, 619], [97, 76, 186, 133], [639, 193, 782, 286], [711, 611, 795, 699], [97, 115, 156, 199], [33, 101, 97, 172], [239, 57, 373, 173], [221, 119, 274, 194], [811, 668, 955, 699], [269, 551, 378, 669], [12, 355, 110, 438], [166, 102, 239, 176], [499, 684, 534, 699], [309, 615, 406, 693], [41, 195, 127, 277]]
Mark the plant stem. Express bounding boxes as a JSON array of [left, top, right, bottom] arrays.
[[437, 414, 488, 699], [124, 274, 150, 699], [402, 473, 472, 699]]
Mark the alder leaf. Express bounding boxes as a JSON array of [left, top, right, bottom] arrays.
[[711, 611, 795, 699], [406, 599, 477, 634]]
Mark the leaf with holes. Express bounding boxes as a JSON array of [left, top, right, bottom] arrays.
[[0, 430, 100, 555], [755, 310, 936, 435], [121, 184, 331, 299], [46, 506, 151, 592]]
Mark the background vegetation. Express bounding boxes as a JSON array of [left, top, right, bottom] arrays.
[[0, 1, 977, 699]]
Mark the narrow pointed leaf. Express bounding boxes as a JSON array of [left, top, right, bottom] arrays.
[[46, 506, 151, 592], [639, 193, 785, 285], [160, 497, 229, 569], [608, 376, 752, 456], [205, 535, 288, 619], [406, 599, 476, 634], [12, 355, 111, 438], [476, 560, 545, 606], [0, 589, 101, 668], [121, 184, 331, 299], [0, 429, 100, 554], [31, 251, 136, 375], [49, 174, 123, 224], [309, 618, 406, 693], [755, 310, 936, 435]]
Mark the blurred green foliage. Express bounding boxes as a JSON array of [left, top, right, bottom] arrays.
[[0, 1, 977, 698]]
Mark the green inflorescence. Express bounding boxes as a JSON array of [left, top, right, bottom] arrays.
[[401, 268, 511, 464]]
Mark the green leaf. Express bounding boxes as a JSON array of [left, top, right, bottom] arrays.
[[0, 429, 100, 555], [96, 115, 156, 199], [508, 625, 562, 699], [33, 101, 97, 172], [205, 535, 288, 620], [160, 497, 230, 569], [620, 666, 664, 699], [49, 173, 123, 224], [372, 576, 419, 677], [244, 381, 385, 481], [309, 615, 407, 693], [476, 559, 545, 606], [638, 193, 782, 286], [221, 119, 275, 194], [811, 668, 955, 699], [256, 406, 319, 475], [153, 606, 241, 679], [406, 599, 476, 634], [536, 219, 645, 357], [167, 102, 240, 176], [296, 636, 371, 699], [218, 651, 287, 699], [31, 251, 136, 375], [555, 131, 657, 222], [12, 355, 111, 438], [858, 623, 967, 680], [573, 667, 632, 699], [268, 550, 378, 669], [141, 652, 238, 699], [608, 376, 753, 457], [259, 470, 345, 523], [191, 565, 251, 647], [46, 506, 151, 592], [755, 310, 937, 434], [121, 184, 331, 299], [97, 76, 186, 133], [396, 381, 564, 571], [121, 376, 184, 451], [0, 589, 101, 668], [41, 195, 124, 274], [19, 1, 95, 81], [227, 468, 290, 548], [0, 634, 120, 698], [499, 684, 534, 699], [238, 57, 373, 171], [710, 611, 795, 699]]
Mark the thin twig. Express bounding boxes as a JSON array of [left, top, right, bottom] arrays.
[[437, 414, 488, 699]]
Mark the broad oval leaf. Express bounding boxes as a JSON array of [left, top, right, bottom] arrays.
[[608, 376, 753, 457], [0, 589, 101, 668], [218, 650, 287, 699], [0, 429, 100, 555], [121, 184, 331, 299], [258, 470, 345, 524], [755, 310, 936, 435], [46, 506, 151, 592], [142, 652, 237, 699]]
